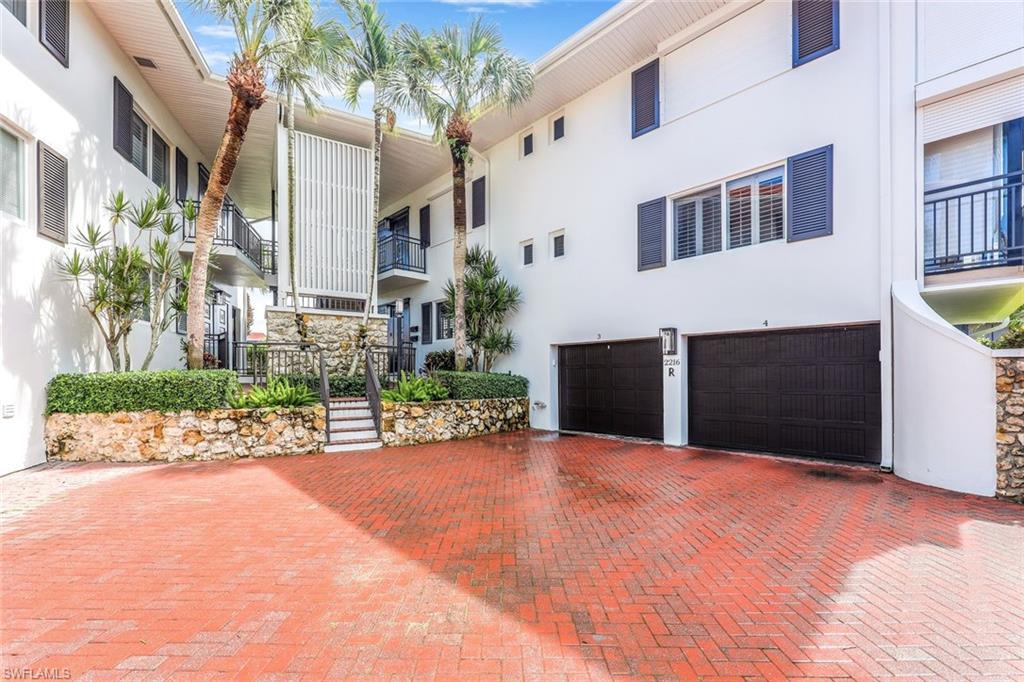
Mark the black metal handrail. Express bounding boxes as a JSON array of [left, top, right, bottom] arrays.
[[924, 171, 1023, 274], [378, 234, 427, 274], [367, 344, 417, 389], [365, 347, 382, 436], [181, 198, 270, 274]]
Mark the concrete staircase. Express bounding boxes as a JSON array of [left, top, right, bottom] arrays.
[[324, 397, 382, 453]]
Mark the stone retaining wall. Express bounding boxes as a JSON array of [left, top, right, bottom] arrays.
[[995, 357, 1024, 502], [380, 397, 529, 447], [266, 307, 387, 374], [45, 406, 326, 463]]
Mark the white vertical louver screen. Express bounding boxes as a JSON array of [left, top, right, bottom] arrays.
[[293, 130, 373, 299], [922, 75, 1024, 144]]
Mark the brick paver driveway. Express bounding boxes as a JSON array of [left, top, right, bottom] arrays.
[[2, 432, 1022, 680]]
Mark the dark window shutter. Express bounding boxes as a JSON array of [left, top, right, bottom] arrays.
[[523, 133, 533, 156], [787, 144, 833, 241], [112, 77, 133, 161], [175, 148, 188, 202], [198, 163, 210, 198], [553, 116, 565, 141], [39, 0, 69, 66], [2, 0, 26, 25], [523, 242, 533, 265], [637, 197, 666, 271], [151, 132, 169, 188], [37, 142, 68, 243], [553, 234, 565, 258], [130, 112, 147, 174], [793, 0, 839, 66], [421, 302, 432, 345], [419, 205, 430, 247], [471, 176, 485, 228], [631, 60, 659, 138]]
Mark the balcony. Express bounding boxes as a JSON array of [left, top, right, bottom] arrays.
[[179, 198, 274, 288], [377, 234, 429, 292], [922, 171, 1024, 323]]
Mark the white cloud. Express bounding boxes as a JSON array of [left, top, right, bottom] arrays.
[[196, 24, 235, 40], [437, 0, 540, 6], [458, 6, 507, 13], [200, 48, 234, 74]]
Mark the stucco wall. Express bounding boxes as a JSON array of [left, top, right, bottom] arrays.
[[380, 397, 529, 447], [45, 406, 326, 462], [265, 307, 387, 374]]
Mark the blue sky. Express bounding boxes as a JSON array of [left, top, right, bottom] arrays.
[[176, 0, 615, 127]]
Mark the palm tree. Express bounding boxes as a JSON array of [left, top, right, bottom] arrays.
[[391, 18, 532, 371], [184, 0, 309, 369], [269, 8, 347, 338], [337, 0, 399, 375]]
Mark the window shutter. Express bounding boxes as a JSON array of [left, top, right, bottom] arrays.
[[631, 60, 659, 138], [637, 197, 666, 271], [175, 148, 188, 202], [674, 199, 697, 260], [39, 0, 69, 66], [523, 133, 533, 156], [37, 142, 68, 243], [758, 177, 784, 242], [702, 196, 722, 254], [553, 234, 565, 258], [419, 205, 430, 247], [727, 186, 752, 248], [112, 77, 133, 161], [152, 132, 169, 189], [553, 116, 565, 141], [787, 144, 833, 241], [421, 302, 432, 345], [523, 243, 533, 265], [2, 0, 26, 25], [471, 176, 485, 228], [793, 0, 839, 67]]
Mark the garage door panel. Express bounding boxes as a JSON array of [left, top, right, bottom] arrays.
[[559, 339, 663, 440], [689, 325, 881, 465]]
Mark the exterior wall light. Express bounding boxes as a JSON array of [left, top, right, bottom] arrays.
[[659, 327, 678, 356]]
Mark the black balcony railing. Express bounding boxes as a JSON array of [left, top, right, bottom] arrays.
[[181, 198, 271, 275], [378, 234, 427, 274], [924, 171, 1023, 275]]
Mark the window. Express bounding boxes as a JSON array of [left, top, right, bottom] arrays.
[[175, 280, 187, 334], [631, 60, 659, 138], [37, 142, 68, 243], [2, 0, 26, 25], [672, 190, 720, 260], [787, 145, 833, 241], [39, 0, 69, 67], [726, 167, 784, 250], [552, 115, 565, 141], [198, 163, 210, 198], [419, 204, 431, 247], [551, 230, 565, 259], [175, 148, 189, 202], [471, 176, 485, 228], [436, 301, 453, 339], [1, 127, 25, 220], [421, 302, 432, 345], [637, 197, 666, 270], [522, 240, 534, 266], [522, 132, 533, 157], [151, 132, 169, 189], [130, 112, 148, 175], [793, 0, 839, 67]]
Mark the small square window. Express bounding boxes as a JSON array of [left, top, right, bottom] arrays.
[[522, 241, 533, 266], [552, 116, 565, 141], [522, 132, 533, 157], [1, 127, 25, 220], [550, 231, 565, 259]]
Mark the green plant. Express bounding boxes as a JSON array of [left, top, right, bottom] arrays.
[[380, 372, 448, 403], [390, 18, 533, 370], [230, 378, 319, 409], [980, 315, 1024, 350], [59, 189, 193, 371], [431, 371, 527, 400], [442, 245, 521, 371], [423, 349, 456, 372], [46, 370, 238, 414], [277, 373, 366, 397]]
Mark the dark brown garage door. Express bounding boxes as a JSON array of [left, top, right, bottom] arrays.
[[558, 339, 663, 440], [689, 324, 881, 465]]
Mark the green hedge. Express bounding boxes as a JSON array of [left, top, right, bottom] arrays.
[[278, 373, 366, 397], [46, 370, 238, 414], [431, 371, 528, 400]]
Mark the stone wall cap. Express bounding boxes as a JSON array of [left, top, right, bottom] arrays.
[[993, 349, 1024, 358]]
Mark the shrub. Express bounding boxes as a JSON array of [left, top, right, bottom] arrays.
[[981, 318, 1024, 350], [423, 349, 456, 372], [278, 373, 365, 397], [431, 371, 528, 400], [381, 372, 449, 403], [230, 378, 318, 409], [46, 370, 238, 414]]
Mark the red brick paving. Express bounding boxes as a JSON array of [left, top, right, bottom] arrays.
[[2, 431, 1022, 680]]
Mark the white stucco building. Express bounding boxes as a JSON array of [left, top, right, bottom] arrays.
[[2, 0, 1022, 495]]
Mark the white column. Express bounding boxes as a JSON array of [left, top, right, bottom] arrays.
[[663, 333, 687, 447]]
